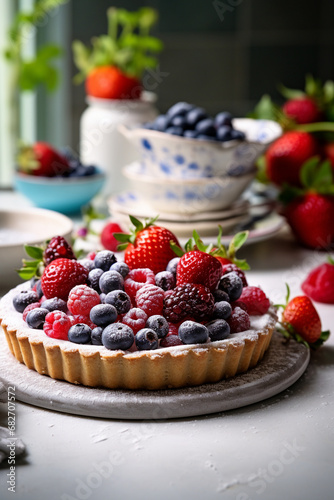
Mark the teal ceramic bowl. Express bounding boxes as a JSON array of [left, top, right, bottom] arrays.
[[14, 171, 106, 214]]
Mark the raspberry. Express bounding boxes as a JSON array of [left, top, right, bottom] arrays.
[[163, 283, 215, 323], [23, 302, 40, 322], [167, 322, 178, 336], [67, 285, 101, 316], [228, 307, 251, 333], [239, 286, 270, 315], [124, 268, 155, 300], [160, 335, 183, 348], [122, 308, 148, 334], [136, 284, 164, 316], [221, 263, 248, 287], [70, 315, 97, 330], [43, 236, 76, 266], [43, 311, 72, 340], [231, 300, 248, 312]]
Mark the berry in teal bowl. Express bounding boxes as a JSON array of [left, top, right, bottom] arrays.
[[14, 171, 105, 214]]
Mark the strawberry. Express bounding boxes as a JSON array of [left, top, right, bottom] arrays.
[[285, 193, 334, 249], [114, 216, 181, 275], [17, 142, 70, 177], [282, 97, 322, 125], [101, 221, 124, 252], [41, 258, 88, 300], [72, 8, 162, 99], [301, 257, 334, 304], [265, 131, 318, 187], [85, 66, 141, 100], [177, 251, 222, 292], [277, 285, 330, 349]]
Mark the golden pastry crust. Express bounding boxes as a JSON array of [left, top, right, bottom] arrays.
[[0, 284, 277, 390]]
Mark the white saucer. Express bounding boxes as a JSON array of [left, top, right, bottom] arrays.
[[108, 191, 285, 241]]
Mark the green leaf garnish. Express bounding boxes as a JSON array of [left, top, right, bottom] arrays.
[[24, 245, 44, 260]]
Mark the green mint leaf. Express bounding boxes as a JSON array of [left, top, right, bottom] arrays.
[[233, 258, 250, 271], [17, 268, 37, 280], [285, 283, 291, 304], [278, 82, 305, 100], [24, 245, 44, 260], [312, 160, 333, 189], [323, 80, 334, 103], [230, 231, 249, 252], [300, 156, 320, 188]]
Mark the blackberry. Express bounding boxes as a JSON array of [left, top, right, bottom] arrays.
[[163, 283, 214, 322], [43, 236, 76, 266]]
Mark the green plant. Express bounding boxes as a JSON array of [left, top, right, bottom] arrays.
[[72, 7, 163, 84], [4, 0, 67, 92]]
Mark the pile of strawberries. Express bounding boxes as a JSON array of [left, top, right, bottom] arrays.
[[252, 75, 334, 250], [14, 218, 330, 350]]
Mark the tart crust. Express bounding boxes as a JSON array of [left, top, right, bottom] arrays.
[[0, 284, 277, 390]]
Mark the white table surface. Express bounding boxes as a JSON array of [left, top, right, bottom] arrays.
[[0, 191, 333, 500]]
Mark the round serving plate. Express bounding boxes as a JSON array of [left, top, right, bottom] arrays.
[[0, 331, 309, 420]]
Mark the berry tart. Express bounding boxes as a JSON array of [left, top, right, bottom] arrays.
[[0, 222, 277, 390]]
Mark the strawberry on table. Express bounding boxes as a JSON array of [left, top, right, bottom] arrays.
[[114, 216, 181, 275], [17, 142, 70, 177], [301, 257, 334, 304], [85, 66, 141, 100], [280, 158, 334, 249], [278, 285, 330, 349]]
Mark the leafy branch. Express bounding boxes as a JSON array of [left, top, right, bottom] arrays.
[[72, 7, 163, 84]]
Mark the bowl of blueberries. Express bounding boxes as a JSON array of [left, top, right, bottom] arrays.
[[119, 102, 282, 180], [14, 143, 105, 214]]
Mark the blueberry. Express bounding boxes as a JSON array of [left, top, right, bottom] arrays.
[[88, 268, 104, 292], [178, 321, 209, 344], [84, 165, 97, 176], [13, 290, 39, 313], [94, 250, 117, 272], [71, 165, 88, 177], [152, 114, 171, 131], [26, 307, 49, 329], [102, 323, 134, 350], [135, 328, 159, 350], [165, 126, 184, 136], [166, 257, 180, 276], [167, 102, 194, 119], [230, 129, 246, 141], [105, 290, 131, 314], [42, 297, 67, 313], [195, 118, 216, 136], [185, 107, 207, 128], [99, 270, 124, 294], [206, 319, 230, 341], [183, 130, 198, 139], [90, 304, 118, 326], [78, 258, 95, 272], [218, 272, 243, 301], [212, 289, 230, 303], [68, 323, 92, 344], [155, 271, 175, 291], [216, 125, 233, 142], [91, 326, 103, 345], [110, 261, 129, 278], [170, 115, 187, 129], [30, 279, 43, 299], [146, 315, 169, 339], [100, 293, 106, 303], [215, 111, 233, 128], [213, 301, 232, 320]]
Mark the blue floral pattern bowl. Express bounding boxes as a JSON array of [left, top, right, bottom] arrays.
[[119, 119, 282, 180], [123, 162, 255, 214]]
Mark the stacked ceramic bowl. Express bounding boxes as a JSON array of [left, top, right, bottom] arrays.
[[118, 116, 281, 220]]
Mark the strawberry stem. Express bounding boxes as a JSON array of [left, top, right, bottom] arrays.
[[296, 122, 334, 132]]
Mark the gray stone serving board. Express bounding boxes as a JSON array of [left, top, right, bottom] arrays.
[[0, 331, 309, 420]]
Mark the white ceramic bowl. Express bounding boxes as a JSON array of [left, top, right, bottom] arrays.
[[119, 118, 282, 180], [123, 162, 255, 214], [0, 208, 73, 291]]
